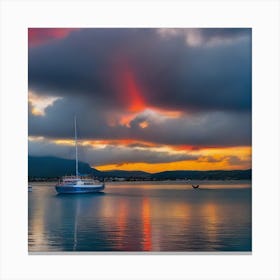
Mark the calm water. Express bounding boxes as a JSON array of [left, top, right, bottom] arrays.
[[28, 181, 252, 252]]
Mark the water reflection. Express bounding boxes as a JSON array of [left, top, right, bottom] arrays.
[[115, 200, 128, 250], [28, 183, 252, 252], [142, 198, 152, 251], [202, 203, 219, 249], [73, 198, 80, 251]]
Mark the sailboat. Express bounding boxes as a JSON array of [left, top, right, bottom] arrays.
[[55, 116, 105, 194]]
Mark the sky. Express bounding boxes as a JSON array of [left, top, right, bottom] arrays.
[[28, 28, 252, 173]]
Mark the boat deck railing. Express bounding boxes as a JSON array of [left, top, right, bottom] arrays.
[[58, 176, 102, 186]]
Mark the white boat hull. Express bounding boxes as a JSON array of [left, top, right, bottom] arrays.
[[55, 184, 105, 194]]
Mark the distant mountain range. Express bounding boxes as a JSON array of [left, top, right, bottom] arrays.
[[28, 156, 101, 177], [28, 156, 252, 180]]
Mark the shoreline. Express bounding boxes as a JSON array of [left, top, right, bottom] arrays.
[[28, 179, 252, 185]]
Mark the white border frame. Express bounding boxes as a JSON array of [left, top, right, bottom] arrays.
[[1, 0, 279, 279]]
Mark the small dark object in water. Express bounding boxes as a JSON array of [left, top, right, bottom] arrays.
[[192, 185, 199, 189]]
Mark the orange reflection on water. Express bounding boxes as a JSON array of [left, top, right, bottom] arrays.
[[202, 203, 219, 245], [115, 201, 128, 250], [142, 198, 152, 251], [29, 202, 45, 247]]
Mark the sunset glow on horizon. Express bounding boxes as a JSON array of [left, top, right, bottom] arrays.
[[95, 151, 251, 173]]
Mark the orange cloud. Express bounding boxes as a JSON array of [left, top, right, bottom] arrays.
[[82, 139, 157, 147], [40, 138, 159, 149], [139, 121, 149, 128]]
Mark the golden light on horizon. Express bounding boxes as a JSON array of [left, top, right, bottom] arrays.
[[95, 146, 251, 173], [95, 160, 236, 173], [29, 135, 251, 173]]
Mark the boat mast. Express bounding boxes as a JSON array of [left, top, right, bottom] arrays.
[[74, 115, 78, 178]]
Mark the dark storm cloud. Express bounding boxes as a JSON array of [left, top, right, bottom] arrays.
[[29, 96, 133, 140], [145, 42, 251, 112], [127, 110, 251, 147], [28, 139, 198, 166], [28, 28, 251, 152], [28, 96, 251, 147], [29, 28, 251, 113]]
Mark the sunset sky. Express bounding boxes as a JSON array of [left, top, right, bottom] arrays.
[[28, 28, 252, 173]]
